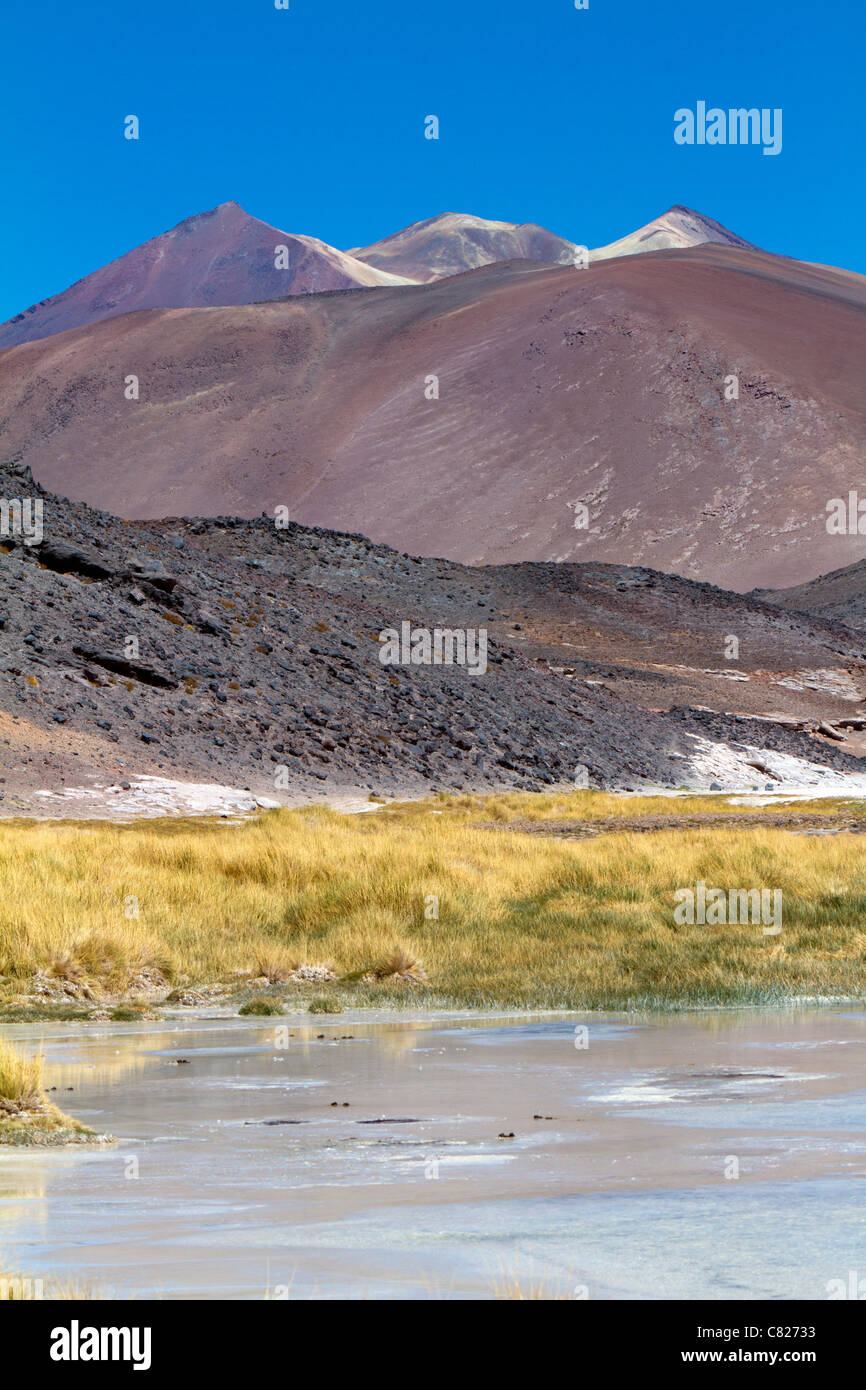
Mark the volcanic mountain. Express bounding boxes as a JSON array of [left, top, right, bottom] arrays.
[[0, 202, 755, 351], [2, 240, 864, 590], [0, 202, 414, 350], [349, 205, 757, 281], [348, 211, 585, 282], [590, 204, 756, 260], [2, 453, 865, 818]]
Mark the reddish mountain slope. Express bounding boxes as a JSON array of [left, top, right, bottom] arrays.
[[0, 202, 413, 350], [0, 202, 754, 351], [1, 244, 864, 591]]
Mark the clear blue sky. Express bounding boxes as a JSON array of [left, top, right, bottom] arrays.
[[1, 0, 863, 321]]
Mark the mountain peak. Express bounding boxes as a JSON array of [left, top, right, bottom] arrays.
[[0, 201, 760, 351], [350, 211, 582, 282], [168, 200, 256, 232], [592, 206, 754, 261], [0, 204, 413, 350]]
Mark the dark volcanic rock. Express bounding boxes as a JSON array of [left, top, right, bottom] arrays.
[[37, 543, 114, 581], [72, 647, 178, 690], [1, 454, 865, 811]]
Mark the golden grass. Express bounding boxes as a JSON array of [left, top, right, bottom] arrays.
[[0, 791, 865, 1010], [0, 1268, 101, 1300], [0, 1037, 43, 1107], [0, 1038, 92, 1143], [490, 1273, 575, 1299]]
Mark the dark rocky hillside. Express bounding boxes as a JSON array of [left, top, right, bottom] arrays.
[[1, 455, 865, 816]]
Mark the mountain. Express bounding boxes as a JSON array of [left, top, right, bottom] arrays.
[[755, 560, 866, 629], [591, 205, 756, 261], [348, 211, 584, 282], [2, 453, 864, 817], [351, 205, 754, 280], [0, 203, 757, 352], [0, 202, 755, 351], [0, 202, 414, 350], [2, 241, 863, 591]]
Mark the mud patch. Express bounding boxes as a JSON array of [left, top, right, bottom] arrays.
[[481, 810, 866, 840]]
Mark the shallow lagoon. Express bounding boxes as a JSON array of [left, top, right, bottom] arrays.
[[1, 1007, 864, 1299]]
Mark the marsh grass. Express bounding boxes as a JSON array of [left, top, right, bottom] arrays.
[[0, 1263, 102, 1300], [0, 1038, 92, 1143], [490, 1273, 575, 1300], [239, 997, 285, 1016], [0, 1037, 42, 1109], [0, 792, 865, 1010], [308, 996, 343, 1014], [110, 1001, 158, 1022]]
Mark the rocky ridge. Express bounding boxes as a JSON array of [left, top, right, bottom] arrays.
[[1, 455, 865, 816]]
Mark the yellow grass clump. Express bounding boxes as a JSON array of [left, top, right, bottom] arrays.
[[0, 1037, 43, 1109], [0, 1038, 93, 1143]]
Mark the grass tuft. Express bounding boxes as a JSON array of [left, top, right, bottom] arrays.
[[0, 1039, 97, 1145], [308, 996, 343, 1014], [238, 997, 284, 1016], [0, 1038, 43, 1111]]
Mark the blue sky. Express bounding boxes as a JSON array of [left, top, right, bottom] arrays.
[[1, 0, 863, 321]]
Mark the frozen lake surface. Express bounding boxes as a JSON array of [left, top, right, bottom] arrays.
[[1, 1007, 865, 1299]]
